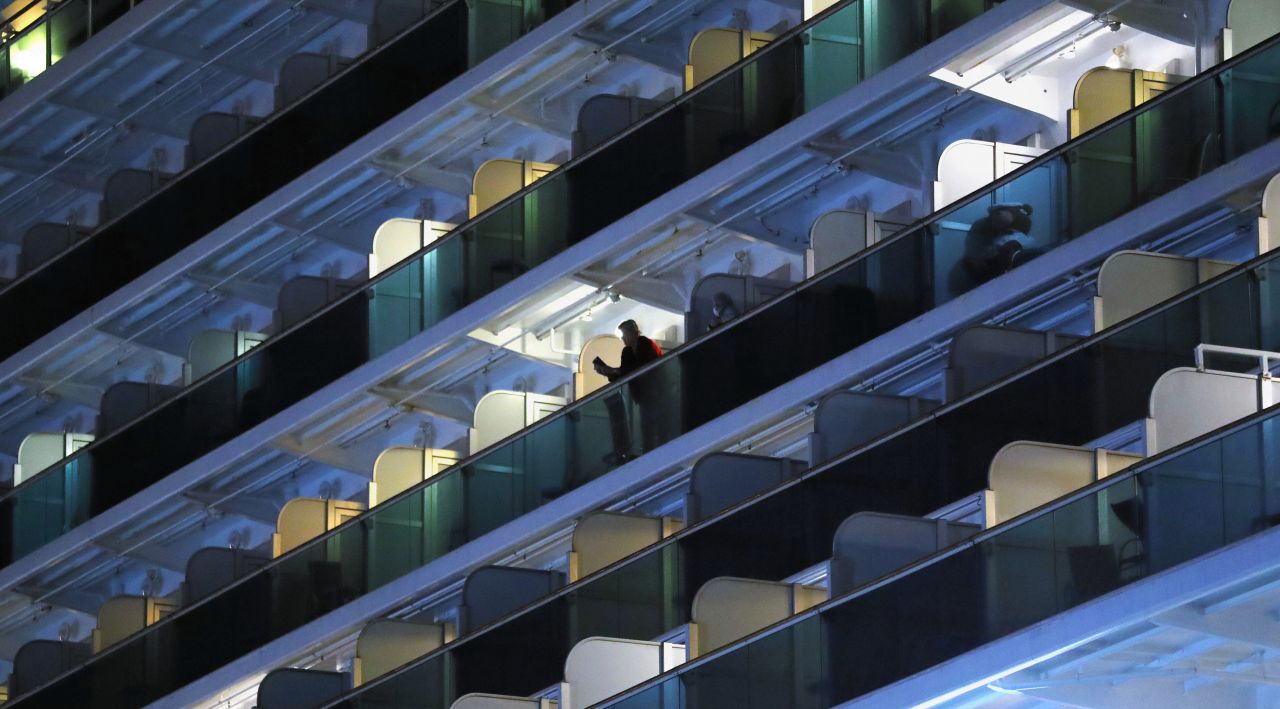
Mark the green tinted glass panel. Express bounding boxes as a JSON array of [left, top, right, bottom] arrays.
[[18, 11, 1280, 709], [601, 407, 1280, 708]]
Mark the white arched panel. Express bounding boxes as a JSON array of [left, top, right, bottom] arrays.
[[575, 335, 624, 399], [469, 159, 557, 218], [945, 326, 1081, 401], [986, 441, 1142, 527], [1069, 68, 1184, 139], [563, 637, 684, 709], [807, 210, 870, 278], [272, 498, 366, 557], [93, 595, 179, 653], [186, 329, 268, 384], [829, 512, 978, 595], [370, 218, 455, 277], [1093, 251, 1236, 332], [1262, 172, 1280, 254], [469, 390, 567, 453], [933, 139, 1046, 210], [810, 391, 936, 466], [370, 447, 458, 506], [354, 620, 447, 686], [804, 0, 840, 18], [1146, 368, 1280, 454], [15, 432, 93, 485], [685, 28, 774, 90], [1225, 0, 1280, 59], [689, 577, 824, 657], [569, 511, 680, 582]]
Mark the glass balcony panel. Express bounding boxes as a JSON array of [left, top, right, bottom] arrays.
[[602, 409, 1280, 708], [1, 0, 975, 568], [91, 0, 136, 31], [48, 0, 89, 64], [7, 20, 46, 87], [342, 250, 1280, 708], [0, 0, 478, 360], [0, 0, 139, 101], [24, 10, 1280, 709]]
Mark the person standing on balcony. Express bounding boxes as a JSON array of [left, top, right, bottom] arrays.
[[593, 319, 665, 463]]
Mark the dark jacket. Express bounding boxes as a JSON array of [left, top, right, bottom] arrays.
[[608, 336, 663, 382]]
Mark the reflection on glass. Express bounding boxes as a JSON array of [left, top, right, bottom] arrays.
[[48, 0, 89, 65], [0, 1, 153, 97], [335, 254, 1280, 709], [604, 406, 1280, 709], [13, 13, 1280, 709], [0, 0, 573, 364], [0, 0, 942, 566], [2, 0, 84, 94], [7, 19, 46, 85]]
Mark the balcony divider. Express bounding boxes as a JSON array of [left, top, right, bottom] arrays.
[[0, 0, 569, 361], [602, 395, 1280, 709], [332, 242, 1280, 708], [0, 0, 988, 570], [12, 20, 1280, 709]]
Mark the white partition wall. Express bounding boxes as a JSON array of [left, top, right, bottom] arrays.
[[257, 667, 347, 709], [469, 159, 558, 218], [562, 637, 685, 709], [14, 432, 94, 485], [272, 498, 367, 557], [803, 0, 840, 18], [689, 577, 825, 657], [986, 442, 1143, 527], [1261, 172, 1280, 254], [983, 444, 1145, 640], [686, 274, 792, 336], [1093, 251, 1237, 331], [829, 512, 979, 596], [572, 95, 665, 157], [97, 382, 182, 437], [186, 112, 262, 168], [1224, 0, 1280, 59], [92, 595, 180, 653], [569, 512, 681, 581], [370, 447, 459, 506], [10, 640, 91, 697], [370, 218, 456, 277], [470, 391, 567, 453], [575, 335, 624, 399], [684, 28, 774, 90], [354, 620, 448, 686], [1146, 367, 1280, 454], [275, 275, 363, 331], [685, 452, 804, 523], [20, 223, 91, 275], [459, 566, 565, 634], [810, 392, 937, 466], [1069, 68, 1185, 139], [945, 326, 1082, 400], [452, 695, 556, 709], [185, 329, 269, 384], [182, 547, 270, 605], [807, 210, 872, 278], [933, 140, 1046, 210], [101, 168, 174, 223]]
